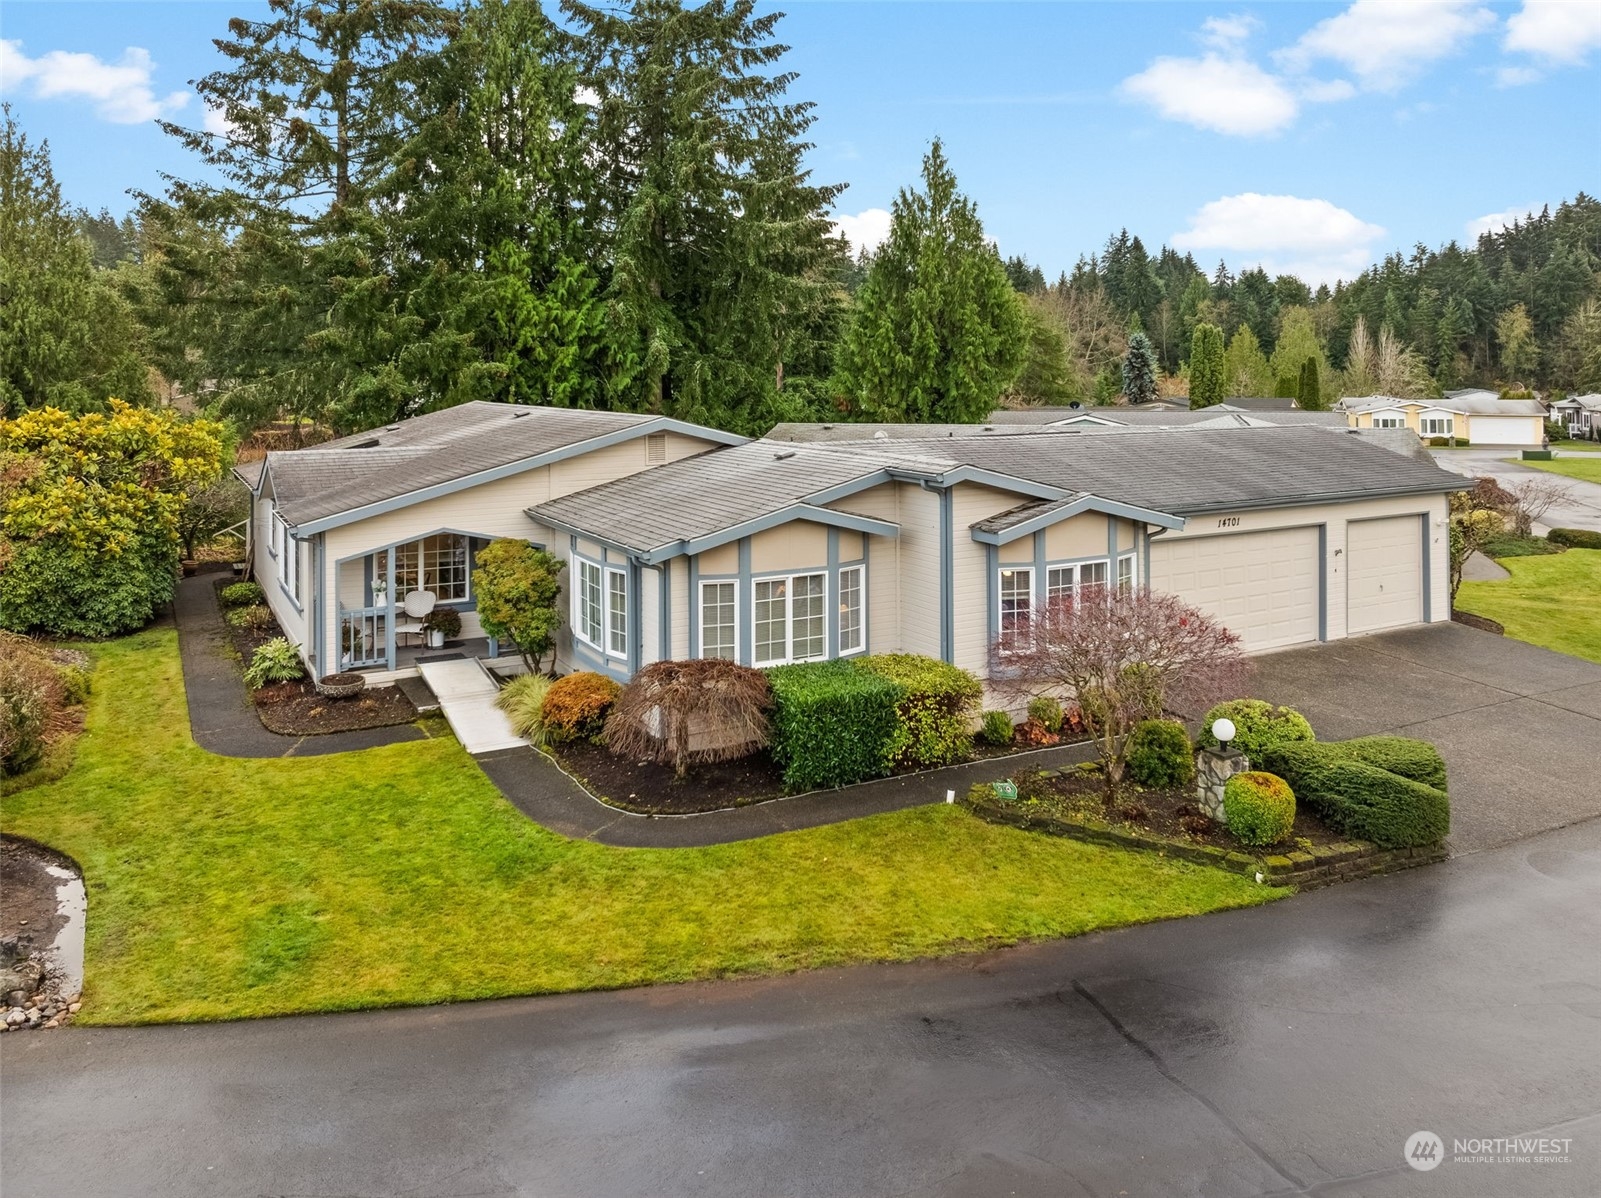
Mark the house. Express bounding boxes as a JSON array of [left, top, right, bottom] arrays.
[[233, 402, 743, 680], [1336, 394, 1548, 446], [240, 405, 1465, 692], [1549, 394, 1600, 441], [980, 406, 1345, 432]]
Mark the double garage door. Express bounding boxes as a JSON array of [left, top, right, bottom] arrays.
[[1149, 518, 1422, 651]]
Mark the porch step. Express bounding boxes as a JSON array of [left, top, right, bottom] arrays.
[[395, 674, 440, 715], [415, 659, 525, 755]]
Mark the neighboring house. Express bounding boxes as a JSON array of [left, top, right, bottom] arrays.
[[241, 406, 1465, 690], [980, 407, 1344, 432], [1337, 394, 1547, 446], [1549, 394, 1601, 440], [233, 402, 743, 680]]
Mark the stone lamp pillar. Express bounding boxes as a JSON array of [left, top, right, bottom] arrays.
[[1195, 748, 1249, 824]]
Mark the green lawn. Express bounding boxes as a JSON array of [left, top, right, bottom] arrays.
[[1457, 548, 1601, 664], [1511, 456, 1601, 485], [0, 630, 1281, 1025]]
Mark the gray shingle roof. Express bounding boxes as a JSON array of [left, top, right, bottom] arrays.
[[253, 402, 726, 527], [1337, 394, 1547, 416], [771, 409, 1344, 443]]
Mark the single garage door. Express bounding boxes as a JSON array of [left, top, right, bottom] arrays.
[[1347, 516, 1423, 634], [1148, 527, 1320, 651], [1469, 415, 1542, 446]]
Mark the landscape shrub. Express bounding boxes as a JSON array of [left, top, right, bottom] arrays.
[[225, 604, 275, 631], [766, 660, 901, 790], [1015, 717, 1057, 746], [604, 659, 772, 777], [1427, 436, 1470, 447], [495, 674, 554, 746], [220, 581, 266, 609], [1222, 771, 1296, 847], [1334, 735, 1448, 792], [979, 710, 1013, 746], [1027, 696, 1064, 733], [541, 671, 621, 744], [1549, 528, 1601, 550], [472, 539, 563, 672], [0, 635, 64, 776], [242, 638, 305, 690], [52, 657, 93, 707], [858, 654, 982, 770], [1258, 742, 1450, 849], [1126, 719, 1195, 789], [1197, 699, 1315, 760]]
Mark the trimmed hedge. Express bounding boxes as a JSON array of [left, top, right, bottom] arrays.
[[858, 653, 982, 770], [1334, 735, 1448, 792], [1549, 528, 1601, 550], [1197, 699, 1315, 760], [1259, 740, 1449, 849], [767, 660, 901, 790], [220, 581, 266, 609], [1126, 719, 1194, 788], [1223, 771, 1296, 847]]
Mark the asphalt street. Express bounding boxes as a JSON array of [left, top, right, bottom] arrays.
[[1431, 446, 1601, 532], [4, 817, 1598, 1198]]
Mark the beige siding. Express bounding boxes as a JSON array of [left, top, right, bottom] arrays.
[[750, 522, 828, 574], [1044, 514, 1112, 559], [639, 564, 661, 666], [828, 482, 902, 654], [698, 543, 738, 576], [891, 483, 942, 658], [669, 558, 690, 659], [838, 529, 864, 561], [950, 483, 1026, 675]]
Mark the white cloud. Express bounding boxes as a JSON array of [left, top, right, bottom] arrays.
[[1120, 52, 1300, 137], [1200, 14, 1260, 50], [573, 84, 600, 107], [0, 39, 188, 123], [1502, 0, 1601, 77], [833, 208, 892, 255], [1278, 0, 1496, 91], [1466, 204, 1542, 238], [1173, 193, 1386, 285]]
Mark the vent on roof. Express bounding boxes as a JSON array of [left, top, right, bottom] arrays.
[[351, 438, 381, 449], [645, 432, 667, 463], [511, 409, 533, 419], [873, 431, 889, 441], [773, 449, 797, 461], [385, 424, 401, 431]]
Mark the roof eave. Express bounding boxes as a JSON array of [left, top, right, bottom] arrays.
[[971, 493, 1186, 545]]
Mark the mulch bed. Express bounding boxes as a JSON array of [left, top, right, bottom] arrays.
[[213, 577, 418, 736], [1452, 610, 1505, 635], [1018, 764, 1344, 855], [0, 837, 74, 952]]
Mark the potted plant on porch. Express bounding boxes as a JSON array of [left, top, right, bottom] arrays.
[[423, 607, 462, 649]]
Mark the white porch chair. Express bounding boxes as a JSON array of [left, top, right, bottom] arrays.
[[394, 589, 436, 648]]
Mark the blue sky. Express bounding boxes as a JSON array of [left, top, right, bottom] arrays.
[[3, 1, 1599, 284]]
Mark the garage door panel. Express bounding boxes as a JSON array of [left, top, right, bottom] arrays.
[[1150, 528, 1321, 651], [1347, 516, 1422, 634]]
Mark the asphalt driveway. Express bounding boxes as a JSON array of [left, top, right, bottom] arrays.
[[1250, 622, 1601, 854], [1432, 447, 1601, 532]]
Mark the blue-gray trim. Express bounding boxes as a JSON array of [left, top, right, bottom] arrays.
[[1420, 513, 1432, 622], [687, 555, 700, 658], [658, 561, 671, 662], [911, 465, 1066, 502], [384, 545, 397, 670], [737, 538, 753, 666], [939, 486, 954, 663], [826, 528, 840, 659], [802, 469, 896, 506], [986, 544, 999, 641], [534, 502, 902, 565], [291, 418, 748, 535], [1107, 515, 1118, 562], [859, 537, 871, 654], [1032, 528, 1047, 611], [1142, 526, 1161, 594], [971, 494, 1184, 545], [1318, 524, 1329, 641], [629, 561, 643, 674]]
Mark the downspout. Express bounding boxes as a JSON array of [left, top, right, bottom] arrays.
[[1142, 522, 1168, 593]]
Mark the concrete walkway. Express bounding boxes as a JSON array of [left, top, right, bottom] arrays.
[[416, 658, 525, 754], [173, 572, 425, 757]]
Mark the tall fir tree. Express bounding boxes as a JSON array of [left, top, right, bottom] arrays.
[[1121, 331, 1159, 405], [564, 0, 846, 431], [1296, 357, 1322, 409], [1188, 322, 1226, 407], [832, 139, 1024, 422]]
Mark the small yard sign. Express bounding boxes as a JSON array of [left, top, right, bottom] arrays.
[[992, 780, 1019, 801]]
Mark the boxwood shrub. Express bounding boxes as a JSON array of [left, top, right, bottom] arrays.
[[1222, 771, 1295, 846], [220, 581, 266, 609], [979, 710, 1014, 746], [857, 653, 982, 770], [1258, 740, 1449, 849], [1126, 719, 1195, 788], [1197, 699, 1315, 760], [766, 660, 902, 790], [1549, 527, 1601, 549]]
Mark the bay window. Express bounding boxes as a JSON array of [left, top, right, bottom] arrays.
[[573, 557, 627, 659]]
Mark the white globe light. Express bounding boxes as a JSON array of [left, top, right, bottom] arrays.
[[1212, 717, 1237, 745]]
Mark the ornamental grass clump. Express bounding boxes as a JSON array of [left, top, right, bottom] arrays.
[[604, 659, 772, 778], [495, 674, 554, 746]]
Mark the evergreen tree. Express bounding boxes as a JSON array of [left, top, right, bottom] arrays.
[[1121, 330, 1158, 405], [1188, 322, 1225, 407], [1435, 295, 1473, 388], [833, 139, 1024, 422], [1495, 303, 1538, 384], [0, 109, 152, 414], [565, 0, 846, 430], [1223, 324, 1272, 397], [1296, 357, 1322, 409]]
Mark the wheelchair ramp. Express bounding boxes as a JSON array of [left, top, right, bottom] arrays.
[[415, 659, 525, 755]]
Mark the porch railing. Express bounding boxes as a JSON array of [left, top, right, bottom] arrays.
[[339, 604, 390, 670]]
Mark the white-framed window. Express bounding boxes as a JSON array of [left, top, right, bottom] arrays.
[[752, 572, 827, 666], [276, 523, 298, 600], [1045, 560, 1109, 609], [607, 569, 628, 656], [1373, 414, 1406, 429], [374, 534, 470, 602], [838, 564, 865, 656], [998, 566, 1032, 652], [573, 557, 627, 659], [1118, 553, 1136, 593], [268, 504, 282, 558], [1421, 415, 1454, 437], [700, 580, 736, 660]]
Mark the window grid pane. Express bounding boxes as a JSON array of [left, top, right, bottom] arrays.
[[1118, 554, 1135, 592], [701, 581, 736, 659], [791, 574, 826, 661], [607, 570, 628, 656], [579, 561, 602, 646], [838, 566, 864, 654], [754, 579, 786, 665], [1080, 560, 1109, 591], [1046, 565, 1075, 604], [999, 567, 1032, 650]]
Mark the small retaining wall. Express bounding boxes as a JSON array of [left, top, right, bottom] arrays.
[[963, 793, 1446, 890]]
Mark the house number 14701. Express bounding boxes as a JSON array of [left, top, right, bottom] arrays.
[[1216, 516, 1241, 528]]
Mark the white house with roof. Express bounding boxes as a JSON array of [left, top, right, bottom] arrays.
[[1336, 393, 1547, 446], [238, 404, 1466, 692], [1549, 393, 1600, 441]]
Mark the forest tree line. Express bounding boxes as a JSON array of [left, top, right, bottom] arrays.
[[3, 0, 1599, 437]]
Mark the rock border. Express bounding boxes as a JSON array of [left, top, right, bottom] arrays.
[[963, 786, 1446, 890]]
